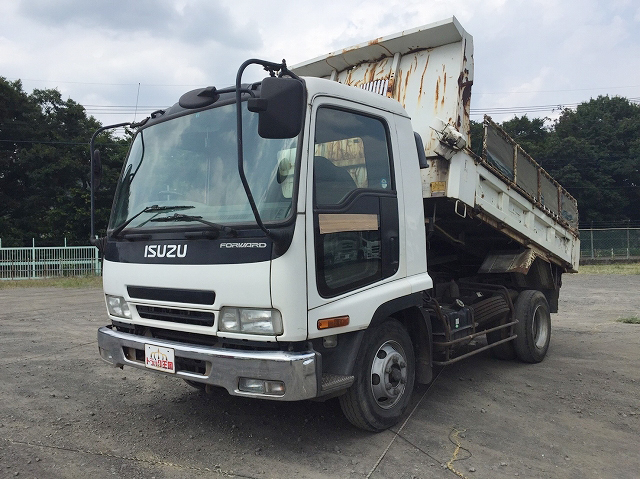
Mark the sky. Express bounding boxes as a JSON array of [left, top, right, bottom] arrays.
[[1, 0, 639, 128]]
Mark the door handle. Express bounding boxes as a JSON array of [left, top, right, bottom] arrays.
[[389, 235, 399, 264]]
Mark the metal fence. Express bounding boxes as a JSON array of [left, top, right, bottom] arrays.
[[2, 228, 637, 277], [580, 227, 640, 259], [0, 243, 101, 280]]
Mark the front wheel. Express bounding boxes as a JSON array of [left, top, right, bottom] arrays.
[[513, 290, 551, 363], [339, 319, 415, 432]]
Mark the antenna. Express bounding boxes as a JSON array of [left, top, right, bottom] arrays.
[[133, 82, 141, 122]]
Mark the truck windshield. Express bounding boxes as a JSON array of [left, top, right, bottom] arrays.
[[109, 101, 298, 233]]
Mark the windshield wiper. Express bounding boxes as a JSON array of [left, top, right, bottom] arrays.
[[110, 205, 195, 238], [150, 213, 237, 237]]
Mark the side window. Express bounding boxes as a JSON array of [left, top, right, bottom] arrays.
[[313, 107, 396, 296], [313, 107, 393, 205]]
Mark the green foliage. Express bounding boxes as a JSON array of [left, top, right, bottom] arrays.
[[547, 97, 640, 223], [578, 263, 640, 275], [0, 77, 130, 246], [468, 119, 485, 157], [617, 317, 640, 324], [0, 276, 102, 289]]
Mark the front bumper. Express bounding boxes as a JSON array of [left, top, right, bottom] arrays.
[[97, 326, 318, 401]]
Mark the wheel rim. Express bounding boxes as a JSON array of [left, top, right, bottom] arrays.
[[370, 340, 408, 409], [531, 304, 549, 350]]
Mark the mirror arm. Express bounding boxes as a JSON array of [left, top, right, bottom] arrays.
[[89, 122, 131, 246], [234, 59, 290, 243], [279, 61, 301, 81]]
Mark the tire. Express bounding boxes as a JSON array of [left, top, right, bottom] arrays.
[[339, 319, 415, 432], [513, 290, 551, 363], [487, 327, 517, 360]]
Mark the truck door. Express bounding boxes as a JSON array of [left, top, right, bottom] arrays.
[[308, 103, 400, 309]]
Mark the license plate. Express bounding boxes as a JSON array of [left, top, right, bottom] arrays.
[[144, 344, 176, 373]]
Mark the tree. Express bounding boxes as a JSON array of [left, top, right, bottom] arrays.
[[0, 78, 44, 244], [499, 115, 550, 163], [545, 96, 640, 223], [0, 79, 129, 246]]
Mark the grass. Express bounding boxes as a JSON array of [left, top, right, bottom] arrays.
[[0, 276, 102, 289], [2, 262, 637, 288], [578, 263, 640, 275], [617, 317, 640, 324]]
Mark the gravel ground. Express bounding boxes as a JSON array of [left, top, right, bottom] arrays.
[[0, 273, 638, 479]]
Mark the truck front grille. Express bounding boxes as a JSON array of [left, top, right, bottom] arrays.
[[136, 305, 215, 327]]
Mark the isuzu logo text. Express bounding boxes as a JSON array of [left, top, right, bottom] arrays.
[[220, 242, 268, 248], [144, 244, 187, 258]]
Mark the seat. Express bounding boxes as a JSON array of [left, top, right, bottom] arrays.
[[313, 156, 357, 205]]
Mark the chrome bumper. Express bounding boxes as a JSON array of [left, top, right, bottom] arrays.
[[97, 326, 318, 401]]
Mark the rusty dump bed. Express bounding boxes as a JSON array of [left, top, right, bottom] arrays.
[[292, 17, 473, 159], [292, 17, 579, 272]]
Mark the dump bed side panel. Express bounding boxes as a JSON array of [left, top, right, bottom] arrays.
[[422, 118, 580, 271]]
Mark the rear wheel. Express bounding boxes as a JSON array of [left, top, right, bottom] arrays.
[[339, 319, 415, 432], [513, 290, 551, 363], [487, 327, 516, 360]]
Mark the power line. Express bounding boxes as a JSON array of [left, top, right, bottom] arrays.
[[470, 97, 640, 117], [475, 85, 640, 95]]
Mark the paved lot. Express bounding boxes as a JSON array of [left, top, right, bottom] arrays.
[[0, 274, 639, 479]]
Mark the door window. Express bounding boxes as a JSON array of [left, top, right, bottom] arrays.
[[313, 107, 397, 296]]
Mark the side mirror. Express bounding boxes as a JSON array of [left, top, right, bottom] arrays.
[[92, 149, 102, 189], [248, 77, 304, 139]]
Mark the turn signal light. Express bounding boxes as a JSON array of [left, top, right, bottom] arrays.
[[317, 315, 350, 330]]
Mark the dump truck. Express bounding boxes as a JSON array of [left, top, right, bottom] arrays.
[[91, 17, 579, 431]]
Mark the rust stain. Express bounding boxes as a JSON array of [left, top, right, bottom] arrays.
[[402, 66, 412, 107], [434, 77, 440, 106], [418, 54, 429, 103], [399, 57, 418, 106], [394, 70, 403, 102], [366, 64, 375, 83], [368, 37, 394, 56], [458, 69, 473, 129], [386, 77, 395, 97], [441, 65, 447, 108], [346, 68, 354, 86]]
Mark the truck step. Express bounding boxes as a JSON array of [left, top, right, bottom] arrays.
[[321, 374, 354, 392]]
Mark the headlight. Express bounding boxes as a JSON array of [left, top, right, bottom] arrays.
[[106, 295, 132, 319], [219, 308, 283, 335]]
